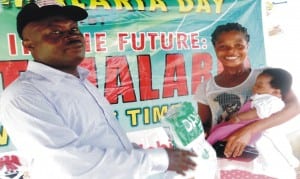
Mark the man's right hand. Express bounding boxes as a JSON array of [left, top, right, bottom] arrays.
[[165, 148, 197, 176]]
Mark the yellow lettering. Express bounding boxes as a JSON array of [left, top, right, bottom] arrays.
[[55, 0, 66, 6], [153, 105, 168, 123], [177, 0, 194, 13], [143, 107, 150, 124], [196, 0, 211, 13], [0, 127, 9, 146], [70, 0, 85, 9], [2, 0, 10, 7], [149, 0, 167, 12], [14, 0, 23, 8], [115, 0, 133, 10], [136, 0, 145, 10], [126, 109, 141, 126], [214, 0, 223, 13], [90, 0, 111, 10]]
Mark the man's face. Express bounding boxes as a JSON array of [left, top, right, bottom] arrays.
[[22, 16, 85, 73]]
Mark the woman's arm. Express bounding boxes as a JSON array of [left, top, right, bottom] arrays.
[[198, 102, 212, 135], [224, 90, 300, 158]]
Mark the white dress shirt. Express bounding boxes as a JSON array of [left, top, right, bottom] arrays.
[[0, 61, 168, 179]]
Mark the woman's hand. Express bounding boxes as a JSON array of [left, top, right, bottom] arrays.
[[224, 126, 253, 158]]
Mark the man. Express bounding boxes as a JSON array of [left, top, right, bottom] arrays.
[[0, 3, 196, 179]]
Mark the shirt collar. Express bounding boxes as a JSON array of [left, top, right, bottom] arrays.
[[27, 61, 90, 83]]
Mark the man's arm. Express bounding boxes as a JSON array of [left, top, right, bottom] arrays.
[[0, 87, 196, 178]]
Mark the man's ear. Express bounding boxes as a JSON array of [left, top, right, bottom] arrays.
[[22, 39, 34, 51]]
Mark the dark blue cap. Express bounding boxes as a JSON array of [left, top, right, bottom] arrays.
[[17, 3, 88, 39]]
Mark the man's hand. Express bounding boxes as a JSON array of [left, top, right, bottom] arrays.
[[165, 148, 197, 176]]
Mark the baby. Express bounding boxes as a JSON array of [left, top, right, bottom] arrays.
[[207, 67, 292, 145]]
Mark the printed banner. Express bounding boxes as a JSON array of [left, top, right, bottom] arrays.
[[0, 0, 265, 156]]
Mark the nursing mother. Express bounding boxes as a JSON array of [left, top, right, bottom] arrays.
[[195, 22, 300, 178]]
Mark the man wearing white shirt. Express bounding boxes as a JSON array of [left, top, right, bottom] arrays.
[[0, 3, 196, 179]]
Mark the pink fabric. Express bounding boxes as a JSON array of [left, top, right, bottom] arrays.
[[220, 170, 276, 179], [207, 101, 261, 145]]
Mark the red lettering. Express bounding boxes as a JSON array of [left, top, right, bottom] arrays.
[[147, 32, 159, 51], [105, 56, 136, 104], [0, 60, 28, 88], [0, 58, 97, 89], [176, 33, 189, 50], [8, 33, 18, 56], [190, 33, 200, 49], [191, 53, 213, 94], [118, 32, 129, 51], [21, 45, 30, 55], [156, 141, 173, 149], [161, 32, 174, 50], [79, 57, 98, 87], [137, 55, 159, 101], [139, 141, 173, 149], [95, 32, 107, 52], [84, 33, 92, 53], [163, 54, 188, 98], [132, 32, 145, 51]]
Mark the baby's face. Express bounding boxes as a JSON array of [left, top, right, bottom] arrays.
[[252, 74, 280, 97]]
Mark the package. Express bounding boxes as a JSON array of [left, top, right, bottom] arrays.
[[161, 102, 218, 179]]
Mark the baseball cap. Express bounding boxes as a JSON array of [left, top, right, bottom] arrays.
[[17, 3, 88, 39]]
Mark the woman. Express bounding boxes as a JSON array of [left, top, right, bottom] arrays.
[[194, 22, 300, 178]]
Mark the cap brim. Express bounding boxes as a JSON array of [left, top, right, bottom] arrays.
[[17, 3, 88, 39]]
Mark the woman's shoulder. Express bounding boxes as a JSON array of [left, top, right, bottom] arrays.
[[252, 67, 265, 74], [194, 77, 218, 98], [248, 67, 265, 80]]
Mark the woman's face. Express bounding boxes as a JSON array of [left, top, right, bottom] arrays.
[[214, 30, 249, 68]]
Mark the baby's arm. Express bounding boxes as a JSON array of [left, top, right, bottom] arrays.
[[229, 95, 285, 123], [228, 109, 258, 123]]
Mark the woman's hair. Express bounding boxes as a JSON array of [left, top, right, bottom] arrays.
[[260, 68, 293, 97], [211, 22, 250, 46]]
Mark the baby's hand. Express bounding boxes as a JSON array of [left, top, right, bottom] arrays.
[[228, 115, 240, 124]]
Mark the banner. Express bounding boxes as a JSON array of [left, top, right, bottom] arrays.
[[0, 0, 266, 176]]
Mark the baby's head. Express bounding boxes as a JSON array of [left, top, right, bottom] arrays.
[[253, 68, 292, 98]]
